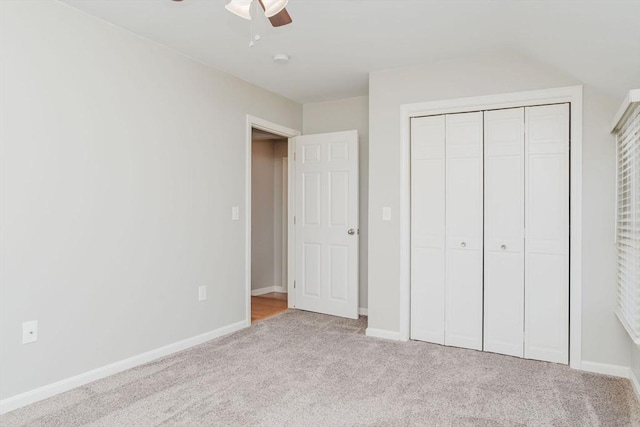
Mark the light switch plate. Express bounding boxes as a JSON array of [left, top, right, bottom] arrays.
[[382, 207, 392, 221], [22, 320, 38, 344], [232, 206, 240, 221], [198, 286, 207, 302]]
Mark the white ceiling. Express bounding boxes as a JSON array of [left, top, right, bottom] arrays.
[[62, 0, 640, 104]]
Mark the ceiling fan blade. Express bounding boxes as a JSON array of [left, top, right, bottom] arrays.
[[258, 0, 293, 27], [267, 8, 292, 27]]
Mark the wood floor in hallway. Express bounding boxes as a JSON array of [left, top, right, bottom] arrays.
[[251, 292, 288, 323]]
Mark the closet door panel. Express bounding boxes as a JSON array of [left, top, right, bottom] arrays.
[[446, 248, 483, 348], [483, 108, 525, 358], [410, 116, 446, 344], [524, 104, 569, 364], [526, 254, 567, 361], [445, 157, 483, 251], [445, 112, 483, 350]]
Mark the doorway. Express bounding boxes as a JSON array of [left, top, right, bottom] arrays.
[[250, 128, 290, 322], [245, 115, 361, 325], [245, 116, 299, 326]]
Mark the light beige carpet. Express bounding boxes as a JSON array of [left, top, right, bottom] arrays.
[[2, 310, 639, 426]]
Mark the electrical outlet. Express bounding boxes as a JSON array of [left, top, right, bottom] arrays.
[[22, 321, 38, 344], [198, 286, 207, 302], [231, 206, 240, 221]]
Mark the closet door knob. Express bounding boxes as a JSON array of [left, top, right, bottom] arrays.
[[460, 242, 466, 248], [501, 244, 507, 250], [348, 228, 356, 235]]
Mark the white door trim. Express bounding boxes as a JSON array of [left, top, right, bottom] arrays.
[[282, 157, 289, 294], [399, 86, 583, 369], [246, 116, 300, 323]]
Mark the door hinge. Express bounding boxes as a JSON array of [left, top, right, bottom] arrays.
[[294, 280, 296, 289], [293, 152, 296, 161], [294, 216, 296, 225]]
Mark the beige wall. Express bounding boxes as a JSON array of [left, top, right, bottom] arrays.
[[0, 0, 301, 400], [251, 139, 288, 292], [303, 96, 369, 309], [367, 52, 631, 368]]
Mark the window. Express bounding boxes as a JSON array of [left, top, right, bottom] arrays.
[[615, 93, 640, 345]]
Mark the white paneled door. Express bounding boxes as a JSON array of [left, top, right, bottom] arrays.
[[445, 112, 484, 350], [410, 115, 446, 344], [524, 104, 570, 364], [483, 108, 525, 358], [294, 130, 359, 319]]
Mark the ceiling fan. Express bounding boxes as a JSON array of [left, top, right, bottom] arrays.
[[172, 0, 292, 28], [226, 0, 292, 27]]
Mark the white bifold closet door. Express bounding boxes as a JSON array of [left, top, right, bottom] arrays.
[[524, 104, 569, 364], [410, 104, 568, 363], [410, 112, 483, 350], [410, 115, 446, 344], [483, 108, 525, 358], [444, 112, 484, 350]]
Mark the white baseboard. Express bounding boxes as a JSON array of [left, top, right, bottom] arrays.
[[580, 361, 630, 378], [251, 286, 287, 296], [0, 319, 248, 415], [358, 307, 368, 316], [365, 327, 400, 341]]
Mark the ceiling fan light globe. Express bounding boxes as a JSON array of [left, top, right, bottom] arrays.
[[262, 0, 288, 18], [225, 0, 253, 20]]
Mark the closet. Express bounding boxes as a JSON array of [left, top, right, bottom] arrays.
[[410, 103, 569, 364]]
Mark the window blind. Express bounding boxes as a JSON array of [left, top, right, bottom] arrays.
[[616, 102, 640, 344]]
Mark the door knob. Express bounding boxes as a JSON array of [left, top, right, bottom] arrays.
[[348, 228, 356, 235], [460, 242, 466, 248], [501, 244, 507, 250]]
